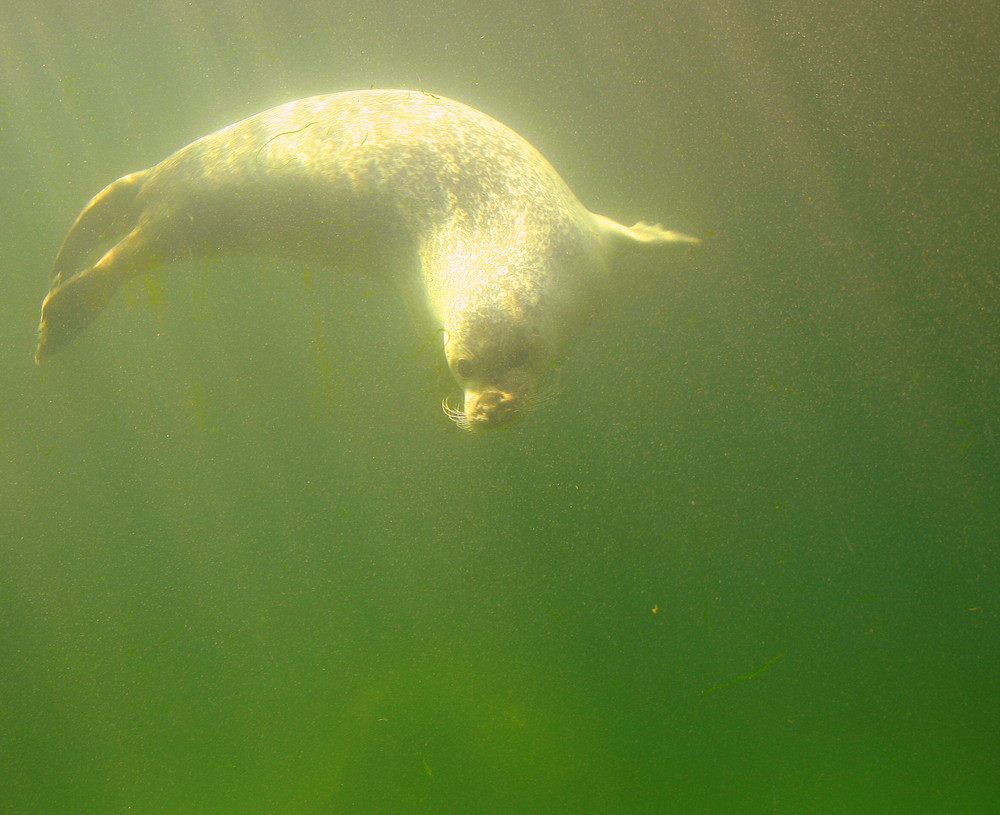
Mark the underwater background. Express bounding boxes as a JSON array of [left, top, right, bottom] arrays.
[[1, 1, 996, 813]]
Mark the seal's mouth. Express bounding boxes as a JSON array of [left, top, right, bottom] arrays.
[[442, 386, 525, 431], [442, 370, 562, 431]]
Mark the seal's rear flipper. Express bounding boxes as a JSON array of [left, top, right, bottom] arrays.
[[48, 170, 150, 289], [36, 229, 147, 364], [593, 214, 701, 257], [37, 170, 152, 364]]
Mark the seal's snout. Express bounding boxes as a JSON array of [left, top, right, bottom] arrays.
[[467, 386, 521, 428], [441, 385, 527, 430]]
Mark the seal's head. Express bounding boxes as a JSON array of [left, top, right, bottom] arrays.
[[428, 230, 595, 431], [441, 316, 552, 431]]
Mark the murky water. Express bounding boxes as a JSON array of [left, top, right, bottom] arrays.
[[1, 2, 996, 813]]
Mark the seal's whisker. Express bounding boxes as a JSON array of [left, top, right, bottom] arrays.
[[441, 395, 472, 431], [531, 376, 563, 411]]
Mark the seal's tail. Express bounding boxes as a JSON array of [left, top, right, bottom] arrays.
[[36, 170, 151, 364]]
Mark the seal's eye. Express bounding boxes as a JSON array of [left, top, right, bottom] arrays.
[[453, 357, 475, 379]]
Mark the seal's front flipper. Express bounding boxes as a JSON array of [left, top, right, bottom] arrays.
[[36, 229, 147, 364], [622, 220, 701, 247], [593, 214, 701, 257]]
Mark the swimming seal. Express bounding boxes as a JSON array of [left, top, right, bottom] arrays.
[[36, 89, 699, 429]]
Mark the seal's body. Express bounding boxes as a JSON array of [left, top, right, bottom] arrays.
[[36, 90, 698, 428]]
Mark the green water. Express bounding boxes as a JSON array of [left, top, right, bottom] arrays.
[[1, 2, 996, 814]]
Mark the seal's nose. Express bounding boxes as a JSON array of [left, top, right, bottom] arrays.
[[469, 387, 519, 426]]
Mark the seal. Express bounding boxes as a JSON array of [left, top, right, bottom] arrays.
[[36, 89, 699, 428]]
